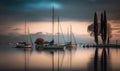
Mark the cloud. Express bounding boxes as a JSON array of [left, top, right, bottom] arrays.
[[26, 1, 62, 10], [0, 0, 120, 23], [12, 28, 21, 31]]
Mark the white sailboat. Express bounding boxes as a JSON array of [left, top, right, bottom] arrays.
[[35, 16, 65, 50], [15, 20, 32, 48], [65, 24, 77, 49]]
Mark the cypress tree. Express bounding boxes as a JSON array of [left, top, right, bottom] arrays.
[[103, 11, 107, 45], [100, 11, 108, 45], [101, 13, 104, 44], [94, 12, 99, 45]]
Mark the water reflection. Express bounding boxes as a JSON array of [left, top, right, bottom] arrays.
[[93, 47, 112, 71], [35, 48, 65, 71], [17, 48, 33, 71], [100, 48, 107, 71], [0, 45, 120, 71], [94, 48, 98, 71], [24, 48, 33, 71]]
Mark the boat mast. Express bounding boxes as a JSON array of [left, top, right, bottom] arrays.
[[25, 19, 30, 44], [28, 25, 34, 47], [58, 16, 59, 46], [67, 27, 69, 42], [72, 31, 77, 45], [58, 17, 60, 71], [70, 24, 72, 44], [25, 19, 27, 43], [60, 23, 66, 43], [52, 0, 54, 42]]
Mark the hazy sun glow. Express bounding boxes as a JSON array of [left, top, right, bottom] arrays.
[[13, 21, 91, 35]]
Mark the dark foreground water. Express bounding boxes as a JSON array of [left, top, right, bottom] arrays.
[[0, 45, 120, 71]]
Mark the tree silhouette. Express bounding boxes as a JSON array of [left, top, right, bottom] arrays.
[[100, 13, 104, 44], [103, 11, 107, 44], [100, 11, 108, 45], [107, 23, 112, 44], [94, 12, 99, 45], [88, 11, 111, 45]]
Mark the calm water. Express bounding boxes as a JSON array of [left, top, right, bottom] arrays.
[[0, 45, 120, 71]]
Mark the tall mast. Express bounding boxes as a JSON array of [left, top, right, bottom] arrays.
[[60, 23, 66, 43], [67, 27, 69, 42], [70, 24, 72, 43], [25, 19, 29, 44], [58, 16, 60, 71], [58, 16, 59, 46], [25, 19, 27, 43], [28, 25, 34, 47], [52, 0, 54, 41], [72, 31, 77, 45]]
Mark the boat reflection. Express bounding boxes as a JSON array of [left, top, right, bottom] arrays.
[[15, 48, 33, 71], [35, 46, 77, 71], [1, 44, 120, 71]]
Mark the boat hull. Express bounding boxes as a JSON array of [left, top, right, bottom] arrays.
[[35, 44, 65, 50]]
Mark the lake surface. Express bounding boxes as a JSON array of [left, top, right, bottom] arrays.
[[0, 45, 120, 71]]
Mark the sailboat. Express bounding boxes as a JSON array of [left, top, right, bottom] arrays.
[[65, 25, 77, 49], [35, 16, 65, 50], [15, 20, 32, 48], [35, 0, 65, 50]]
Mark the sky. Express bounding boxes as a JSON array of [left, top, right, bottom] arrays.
[[0, 0, 120, 44], [0, 0, 120, 23]]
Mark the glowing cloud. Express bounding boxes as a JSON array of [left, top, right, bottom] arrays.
[[27, 2, 62, 10]]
